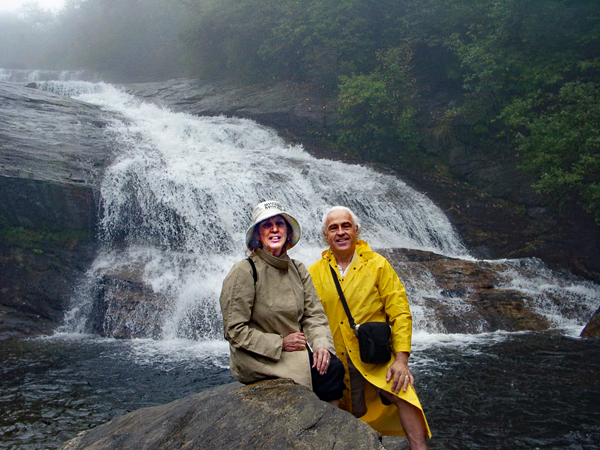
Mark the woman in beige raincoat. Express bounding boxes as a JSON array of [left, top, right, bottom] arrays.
[[219, 200, 345, 403]]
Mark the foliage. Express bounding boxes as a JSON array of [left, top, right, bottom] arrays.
[[0, 218, 92, 250], [444, 1, 600, 128], [502, 81, 600, 223], [259, 0, 386, 86], [338, 73, 388, 159], [337, 45, 418, 161], [179, 0, 284, 81]]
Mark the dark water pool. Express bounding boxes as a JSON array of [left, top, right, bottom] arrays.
[[1, 331, 599, 450], [417, 332, 600, 450]]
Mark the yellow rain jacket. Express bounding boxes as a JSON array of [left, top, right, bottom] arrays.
[[309, 240, 431, 437]]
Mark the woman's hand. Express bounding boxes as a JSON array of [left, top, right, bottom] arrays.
[[386, 352, 414, 394], [312, 347, 331, 375], [282, 332, 306, 352]]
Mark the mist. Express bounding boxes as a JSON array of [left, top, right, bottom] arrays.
[[0, 0, 189, 82]]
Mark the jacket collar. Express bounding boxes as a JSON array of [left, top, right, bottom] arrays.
[[256, 248, 290, 271]]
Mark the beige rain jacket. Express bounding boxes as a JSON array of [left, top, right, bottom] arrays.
[[309, 240, 430, 437], [220, 249, 335, 389]]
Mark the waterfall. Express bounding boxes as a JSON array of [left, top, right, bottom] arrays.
[[29, 79, 598, 341]]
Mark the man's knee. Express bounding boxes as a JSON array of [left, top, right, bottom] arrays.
[[379, 389, 403, 407]]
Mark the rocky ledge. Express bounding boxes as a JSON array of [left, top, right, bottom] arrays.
[[84, 247, 579, 339]]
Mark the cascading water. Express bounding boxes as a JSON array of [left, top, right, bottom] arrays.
[[30, 79, 597, 342]]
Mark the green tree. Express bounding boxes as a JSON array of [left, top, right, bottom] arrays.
[[502, 81, 600, 223], [445, 1, 600, 131], [337, 45, 418, 162], [180, 0, 285, 81]]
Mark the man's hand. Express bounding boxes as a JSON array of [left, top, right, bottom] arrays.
[[386, 352, 414, 393]]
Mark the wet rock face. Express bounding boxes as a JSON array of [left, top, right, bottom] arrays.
[[0, 82, 117, 338], [86, 270, 168, 339], [0, 82, 111, 234], [0, 82, 113, 188], [380, 248, 552, 333], [121, 78, 339, 154], [59, 379, 385, 450]]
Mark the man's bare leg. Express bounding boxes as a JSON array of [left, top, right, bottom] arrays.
[[381, 391, 427, 450]]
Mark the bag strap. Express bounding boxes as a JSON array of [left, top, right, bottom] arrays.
[[329, 265, 355, 329], [291, 259, 299, 274], [247, 257, 299, 285], [246, 257, 257, 284]]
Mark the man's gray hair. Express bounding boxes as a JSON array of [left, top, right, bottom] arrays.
[[321, 206, 362, 237]]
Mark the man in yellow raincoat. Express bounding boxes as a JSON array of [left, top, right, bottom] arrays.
[[309, 206, 430, 449]]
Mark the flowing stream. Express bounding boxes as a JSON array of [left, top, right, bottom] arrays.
[[1, 74, 600, 449]]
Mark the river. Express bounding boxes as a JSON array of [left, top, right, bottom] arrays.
[[1, 73, 599, 449], [2, 330, 599, 449]]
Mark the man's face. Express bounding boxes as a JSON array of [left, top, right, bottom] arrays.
[[324, 209, 358, 257]]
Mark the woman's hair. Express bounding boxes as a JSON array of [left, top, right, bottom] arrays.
[[248, 216, 294, 252], [320, 206, 361, 241]]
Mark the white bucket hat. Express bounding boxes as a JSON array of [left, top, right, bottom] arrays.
[[246, 200, 301, 251]]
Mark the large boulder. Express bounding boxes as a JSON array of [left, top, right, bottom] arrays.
[[59, 379, 389, 450], [85, 269, 168, 339]]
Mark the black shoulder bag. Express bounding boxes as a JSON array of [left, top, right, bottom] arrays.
[[329, 266, 392, 364]]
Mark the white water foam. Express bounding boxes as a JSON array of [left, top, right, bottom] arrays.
[[493, 258, 600, 330], [44, 332, 231, 368]]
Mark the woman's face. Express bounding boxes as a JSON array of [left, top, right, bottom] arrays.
[[258, 215, 288, 257]]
